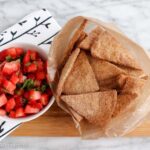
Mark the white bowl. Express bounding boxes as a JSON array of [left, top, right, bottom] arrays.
[[0, 42, 55, 123]]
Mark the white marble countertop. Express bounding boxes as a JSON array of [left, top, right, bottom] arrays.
[[1, 0, 150, 149]]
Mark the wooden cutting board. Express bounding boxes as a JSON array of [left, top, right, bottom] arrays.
[[11, 51, 150, 137], [10, 101, 150, 137]]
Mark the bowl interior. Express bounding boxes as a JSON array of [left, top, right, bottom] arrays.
[[0, 42, 55, 123]]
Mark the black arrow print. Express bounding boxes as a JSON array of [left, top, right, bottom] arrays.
[[27, 30, 40, 37], [34, 17, 40, 25], [10, 31, 17, 39], [44, 23, 51, 29], [34, 17, 40, 22], [0, 121, 6, 133], [0, 37, 4, 43], [38, 31, 59, 46], [0, 31, 7, 36], [19, 20, 27, 26]]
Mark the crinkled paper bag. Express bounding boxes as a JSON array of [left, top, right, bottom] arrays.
[[47, 16, 150, 138]]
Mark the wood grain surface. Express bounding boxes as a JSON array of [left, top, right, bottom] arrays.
[[11, 102, 79, 137], [10, 101, 150, 137]]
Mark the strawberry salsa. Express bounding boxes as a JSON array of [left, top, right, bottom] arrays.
[[0, 47, 52, 118]]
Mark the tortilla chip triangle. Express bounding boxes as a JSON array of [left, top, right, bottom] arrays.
[[91, 30, 141, 69], [112, 74, 146, 117], [78, 26, 105, 50], [112, 93, 137, 117], [118, 74, 146, 94], [63, 51, 99, 94], [116, 65, 145, 78], [68, 107, 83, 122], [56, 48, 80, 96], [88, 56, 145, 90], [62, 19, 87, 66], [68, 19, 87, 51], [75, 31, 87, 48], [98, 77, 119, 91], [61, 90, 117, 127], [88, 57, 125, 81], [88, 53, 144, 81]]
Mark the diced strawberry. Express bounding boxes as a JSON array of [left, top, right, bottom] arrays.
[[15, 89, 24, 96], [0, 50, 7, 61], [36, 71, 46, 80], [15, 48, 24, 56], [10, 73, 19, 84], [34, 102, 43, 110], [18, 73, 26, 83], [0, 74, 3, 85], [23, 66, 27, 73], [15, 96, 22, 107], [30, 50, 38, 60], [9, 111, 16, 118], [25, 105, 39, 114], [36, 60, 44, 71], [0, 109, 6, 116], [26, 63, 37, 73], [28, 100, 43, 110], [0, 61, 6, 71], [46, 74, 50, 82], [0, 87, 3, 95], [27, 74, 35, 80], [0, 94, 7, 107], [15, 108, 25, 118], [6, 47, 17, 59], [35, 102, 43, 110], [28, 90, 41, 100], [40, 93, 49, 106], [2, 59, 20, 75], [45, 60, 48, 70], [28, 100, 36, 105], [5, 98, 16, 112], [23, 75, 27, 81], [23, 50, 30, 64], [24, 91, 29, 99], [0, 48, 23, 61], [2, 79, 16, 94], [13, 94, 18, 99], [34, 80, 41, 87], [15, 96, 23, 108]]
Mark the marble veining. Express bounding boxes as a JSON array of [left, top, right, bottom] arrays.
[[1, 137, 150, 150], [0, 0, 150, 149], [0, 0, 150, 50]]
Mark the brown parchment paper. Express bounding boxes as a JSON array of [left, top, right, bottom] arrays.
[[47, 16, 150, 138]]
